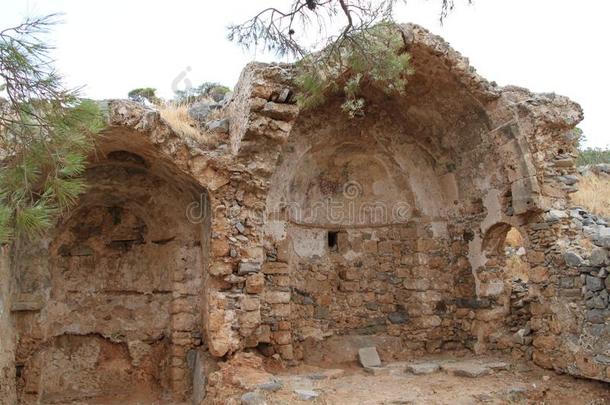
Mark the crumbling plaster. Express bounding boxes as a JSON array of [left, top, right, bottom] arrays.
[[3, 22, 607, 404]]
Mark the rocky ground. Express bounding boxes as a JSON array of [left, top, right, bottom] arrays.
[[202, 352, 610, 405], [39, 355, 610, 405]]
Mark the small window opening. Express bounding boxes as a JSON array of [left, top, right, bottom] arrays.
[[16, 364, 24, 378], [328, 231, 339, 251]]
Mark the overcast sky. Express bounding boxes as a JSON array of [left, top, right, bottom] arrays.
[[1, 0, 608, 147]]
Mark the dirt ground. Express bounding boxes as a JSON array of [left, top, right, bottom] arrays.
[[58, 354, 610, 404], [230, 354, 610, 405]]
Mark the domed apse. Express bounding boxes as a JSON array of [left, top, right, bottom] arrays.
[[13, 134, 210, 403], [264, 77, 497, 361]]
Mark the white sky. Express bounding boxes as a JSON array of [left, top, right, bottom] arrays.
[[1, 0, 608, 148]]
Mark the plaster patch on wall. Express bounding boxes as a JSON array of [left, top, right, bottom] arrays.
[[291, 228, 327, 258], [430, 221, 448, 239], [342, 250, 362, 261], [372, 180, 389, 196], [479, 281, 505, 297], [481, 188, 504, 234], [392, 143, 446, 218], [265, 220, 287, 241], [468, 233, 484, 297]]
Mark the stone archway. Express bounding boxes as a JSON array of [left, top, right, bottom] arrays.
[[14, 140, 211, 404]]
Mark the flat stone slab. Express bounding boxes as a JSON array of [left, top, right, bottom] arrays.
[[441, 361, 491, 378], [307, 368, 345, 380], [364, 366, 390, 376], [385, 362, 409, 375], [257, 380, 283, 392], [385, 361, 408, 369], [405, 362, 440, 375], [485, 361, 510, 371], [294, 389, 319, 401], [241, 391, 268, 405], [301, 335, 401, 364], [358, 346, 381, 368]]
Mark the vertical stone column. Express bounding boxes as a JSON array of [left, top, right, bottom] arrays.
[[205, 193, 243, 358], [170, 244, 204, 399], [0, 247, 16, 404], [201, 63, 298, 360], [260, 261, 293, 360]]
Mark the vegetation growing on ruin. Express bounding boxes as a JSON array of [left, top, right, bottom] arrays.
[[229, 1, 424, 117], [174, 82, 231, 104], [575, 128, 610, 166], [577, 147, 610, 166], [295, 23, 413, 116], [0, 15, 104, 242], [572, 171, 610, 218], [127, 87, 160, 104], [128, 82, 231, 106], [158, 103, 213, 143]]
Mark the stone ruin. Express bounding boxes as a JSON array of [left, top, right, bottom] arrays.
[[0, 23, 608, 404]]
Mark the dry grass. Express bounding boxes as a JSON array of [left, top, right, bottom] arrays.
[[158, 103, 204, 141], [157, 102, 222, 146], [571, 172, 610, 218]]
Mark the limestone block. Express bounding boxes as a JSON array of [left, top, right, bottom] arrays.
[[210, 262, 233, 276], [238, 261, 261, 275], [441, 361, 491, 377], [246, 273, 265, 294], [358, 347, 381, 368], [272, 331, 291, 345], [262, 262, 289, 274], [241, 296, 260, 311], [405, 362, 440, 375], [263, 291, 291, 304]]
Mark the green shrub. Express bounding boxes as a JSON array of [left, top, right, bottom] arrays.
[[577, 148, 610, 166], [174, 82, 230, 104], [128, 87, 160, 104]]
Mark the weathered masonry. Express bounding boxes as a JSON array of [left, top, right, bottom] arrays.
[[1, 23, 608, 404]]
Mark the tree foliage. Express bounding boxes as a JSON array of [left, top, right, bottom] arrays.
[[228, 1, 465, 116], [296, 22, 413, 116], [174, 82, 230, 104], [0, 15, 104, 243], [577, 147, 610, 166], [127, 87, 160, 105]]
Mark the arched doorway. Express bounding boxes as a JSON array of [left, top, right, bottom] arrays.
[[480, 223, 533, 356]]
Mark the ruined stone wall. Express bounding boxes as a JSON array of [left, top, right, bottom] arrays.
[[11, 130, 211, 403], [483, 89, 610, 381], [513, 210, 610, 382], [457, 83, 610, 382], [286, 224, 474, 358], [4, 21, 608, 404], [523, 201, 609, 381], [254, 23, 534, 361], [251, 25, 606, 382]]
